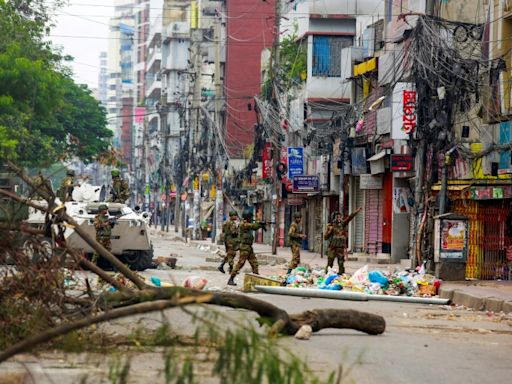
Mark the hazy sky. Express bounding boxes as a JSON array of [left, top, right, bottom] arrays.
[[50, 1, 114, 89]]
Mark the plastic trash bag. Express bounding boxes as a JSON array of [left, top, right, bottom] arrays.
[[349, 264, 368, 284], [368, 271, 389, 289], [183, 276, 208, 290]]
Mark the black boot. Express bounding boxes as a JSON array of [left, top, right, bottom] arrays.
[[218, 261, 225, 274], [227, 276, 236, 286], [286, 268, 292, 275]]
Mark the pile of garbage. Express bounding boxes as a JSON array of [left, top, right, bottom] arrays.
[[282, 265, 441, 297]]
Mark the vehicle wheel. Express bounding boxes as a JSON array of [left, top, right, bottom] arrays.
[[123, 248, 154, 271]]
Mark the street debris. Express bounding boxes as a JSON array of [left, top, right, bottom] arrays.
[[275, 264, 442, 298], [294, 325, 312, 340], [183, 276, 208, 290]]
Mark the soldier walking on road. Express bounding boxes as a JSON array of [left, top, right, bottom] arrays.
[[287, 212, 306, 274], [109, 169, 130, 203], [227, 210, 262, 286], [324, 207, 362, 274], [92, 204, 115, 265], [218, 210, 239, 274]]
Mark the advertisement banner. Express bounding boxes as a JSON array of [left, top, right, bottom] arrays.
[[292, 176, 319, 193], [440, 219, 467, 254], [262, 142, 273, 179], [287, 147, 304, 179], [135, 107, 146, 123], [392, 82, 416, 140]]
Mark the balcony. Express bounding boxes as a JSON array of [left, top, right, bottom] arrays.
[[145, 73, 161, 100], [146, 46, 161, 73], [163, 21, 189, 42]]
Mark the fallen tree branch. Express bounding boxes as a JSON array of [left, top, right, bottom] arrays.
[[0, 286, 385, 363]]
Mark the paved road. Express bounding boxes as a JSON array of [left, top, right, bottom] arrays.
[[1, 234, 511, 383]]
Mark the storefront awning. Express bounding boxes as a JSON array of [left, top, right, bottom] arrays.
[[367, 151, 387, 162], [431, 185, 470, 191]]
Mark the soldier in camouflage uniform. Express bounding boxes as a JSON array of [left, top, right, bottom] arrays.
[[57, 169, 76, 202], [324, 207, 362, 274], [32, 172, 53, 200], [227, 210, 261, 286], [92, 204, 115, 264], [287, 212, 306, 274], [218, 210, 239, 274], [109, 169, 130, 203]]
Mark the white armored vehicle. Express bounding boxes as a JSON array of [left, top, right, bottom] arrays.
[[26, 183, 154, 270]]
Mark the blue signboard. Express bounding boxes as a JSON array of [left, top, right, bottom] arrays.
[[287, 147, 304, 178], [292, 176, 319, 193]]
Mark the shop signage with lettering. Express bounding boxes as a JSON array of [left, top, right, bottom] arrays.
[[391, 154, 414, 172], [292, 176, 320, 193]]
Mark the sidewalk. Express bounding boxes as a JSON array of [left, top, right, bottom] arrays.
[[151, 226, 512, 313]]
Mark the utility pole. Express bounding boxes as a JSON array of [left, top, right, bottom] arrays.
[[190, 27, 203, 240], [213, 13, 224, 244], [159, 74, 169, 232], [143, 119, 150, 212], [339, 131, 347, 214], [271, 0, 281, 255]]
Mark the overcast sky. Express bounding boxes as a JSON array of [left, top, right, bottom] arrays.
[[50, 1, 114, 89]]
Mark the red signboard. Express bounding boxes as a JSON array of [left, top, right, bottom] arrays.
[[402, 90, 417, 135], [391, 154, 413, 172], [262, 142, 273, 179]]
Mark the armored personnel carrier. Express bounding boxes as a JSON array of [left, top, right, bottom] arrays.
[[26, 183, 154, 270]]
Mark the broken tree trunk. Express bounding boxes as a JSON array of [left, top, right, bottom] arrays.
[[0, 287, 386, 363]]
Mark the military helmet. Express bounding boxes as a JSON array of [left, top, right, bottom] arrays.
[[242, 209, 253, 220], [66, 169, 75, 176], [229, 210, 238, 217], [293, 212, 302, 219], [98, 204, 108, 211], [111, 169, 120, 177]]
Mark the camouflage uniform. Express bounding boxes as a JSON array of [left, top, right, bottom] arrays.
[[288, 221, 304, 270], [92, 206, 113, 264], [230, 219, 260, 277], [32, 174, 53, 200], [110, 177, 130, 203], [57, 175, 75, 202], [324, 210, 360, 274], [222, 219, 239, 272]]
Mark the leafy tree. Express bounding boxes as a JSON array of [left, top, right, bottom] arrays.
[[0, 0, 112, 166]]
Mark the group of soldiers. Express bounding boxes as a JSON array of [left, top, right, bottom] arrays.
[[218, 206, 363, 285], [53, 168, 130, 264], [56, 168, 129, 204], [218, 209, 262, 286]]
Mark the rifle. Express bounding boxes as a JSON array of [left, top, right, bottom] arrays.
[[109, 188, 119, 202], [258, 221, 276, 232], [107, 211, 131, 227]]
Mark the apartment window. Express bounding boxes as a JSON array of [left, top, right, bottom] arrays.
[[312, 35, 353, 77]]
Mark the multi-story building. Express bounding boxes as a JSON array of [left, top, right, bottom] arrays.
[[97, 51, 108, 108], [278, 0, 385, 253], [106, 0, 135, 165]]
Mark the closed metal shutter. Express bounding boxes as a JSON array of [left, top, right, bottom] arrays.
[[365, 189, 383, 254], [353, 177, 365, 252]]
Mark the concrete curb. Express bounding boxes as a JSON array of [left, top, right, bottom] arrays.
[[439, 286, 512, 313]]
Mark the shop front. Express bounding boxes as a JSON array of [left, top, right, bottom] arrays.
[[444, 183, 512, 280]]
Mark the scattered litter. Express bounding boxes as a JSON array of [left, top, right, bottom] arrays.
[[153, 256, 177, 270], [150, 276, 161, 287], [294, 325, 312, 340], [277, 264, 443, 298], [183, 276, 208, 290]]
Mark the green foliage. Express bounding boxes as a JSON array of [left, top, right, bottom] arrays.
[[279, 31, 307, 89], [0, 0, 111, 166], [108, 355, 131, 384]]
